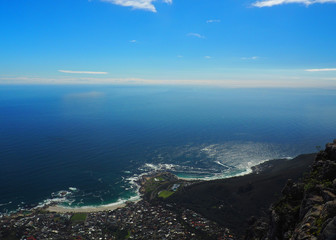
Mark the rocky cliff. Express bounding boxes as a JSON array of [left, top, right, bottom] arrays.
[[246, 140, 336, 240]]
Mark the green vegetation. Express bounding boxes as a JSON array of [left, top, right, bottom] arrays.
[[144, 178, 167, 193], [113, 228, 130, 239], [71, 213, 87, 223], [2, 232, 19, 240], [158, 190, 174, 199], [274, 200, 298, 215], [22, 211, 32, 216], [125, 230, 131, 238], [312, 217, 325, 236], [304, 179, 320, 191], [304, 168, 333, 191]]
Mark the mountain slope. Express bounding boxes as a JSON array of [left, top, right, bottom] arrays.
[[167, 153, 316, 236]]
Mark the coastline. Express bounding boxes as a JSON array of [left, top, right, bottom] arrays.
[[46, 197, 141, 213], [174, 157, 295, 181], [0, 152, 320, 239], [46, 202, 127, 213], [1, 157, 296, 216], [1, 152, 315, 237], [8, 158, 292, 214], [175, 168, 253, 181]]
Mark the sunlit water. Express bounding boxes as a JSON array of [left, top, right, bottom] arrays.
[[1, 85, 335, 214]]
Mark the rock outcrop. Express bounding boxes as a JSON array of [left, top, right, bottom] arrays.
[[245, 140, 336, 240]]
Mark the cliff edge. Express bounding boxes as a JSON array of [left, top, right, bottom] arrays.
[[246, 140, 336, 240]]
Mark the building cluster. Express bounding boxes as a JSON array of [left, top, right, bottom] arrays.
[[181, 209, 234, 240], [0, 211, 72, 239], [0, 200, 235, 240]]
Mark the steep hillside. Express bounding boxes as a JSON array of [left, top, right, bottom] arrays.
[[167, 153, 316, 236], [246, 140, 336, 239]]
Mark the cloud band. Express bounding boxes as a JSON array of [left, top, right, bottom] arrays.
[[58, 70, 108, 75], [305, 68, 336, 72], [253, 0, 336, 7], [101, 0, 172, 12]]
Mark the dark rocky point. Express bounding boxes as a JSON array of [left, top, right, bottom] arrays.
[[245, 140, 336, 240]]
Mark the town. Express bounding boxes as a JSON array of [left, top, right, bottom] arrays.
[[0, 172, 235, 240], [0, 200, 235, 240]]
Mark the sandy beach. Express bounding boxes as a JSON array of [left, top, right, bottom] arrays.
[[46, 202, 127, 213]]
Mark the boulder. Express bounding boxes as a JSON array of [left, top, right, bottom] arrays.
[[321, 217, 336, 240], [282, 180, 304, 200], [325, 143, 336, 161], [321, 161, 336, 181], [321, 190, 336, 203], [321, 201, 336, 220], [300, 195, 323, 219]]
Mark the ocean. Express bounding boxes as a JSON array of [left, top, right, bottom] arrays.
[[1, 85, 336, 214]]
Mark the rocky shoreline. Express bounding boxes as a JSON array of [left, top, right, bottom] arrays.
[[2, 140, 336, 239]]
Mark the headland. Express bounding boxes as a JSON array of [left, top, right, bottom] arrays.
[[3, 140, 336, 239]]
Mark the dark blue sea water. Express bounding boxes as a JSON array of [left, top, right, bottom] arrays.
[[1, 85, 336, 214]]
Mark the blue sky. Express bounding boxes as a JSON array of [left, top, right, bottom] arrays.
[[0, 0, 336, 87]]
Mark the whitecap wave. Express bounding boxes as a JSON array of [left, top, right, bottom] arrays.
[[141, 141, 296, 182], [35, 197, 72, 209], [32, 189, 75, 209], [51, 190, 72, 198], [214, 161, 227, 168], [0, 201, 12, 207], [143, 162, 204, 173]]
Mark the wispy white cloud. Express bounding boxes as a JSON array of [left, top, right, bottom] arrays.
[[65, 91, 105, 98], [58, 70, 108, 75], [204, 56, 212, 59], [252, 0, 336, 7], [0, 76, 144, 85], [206, 19, 221, 23], [101, 0, 172, 12], [129, 40, 137, 43], [187, 33, 205, 39], [241, 56, 259, 60], [305, 68, 336, 72], [177, 55, 183, 58]]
